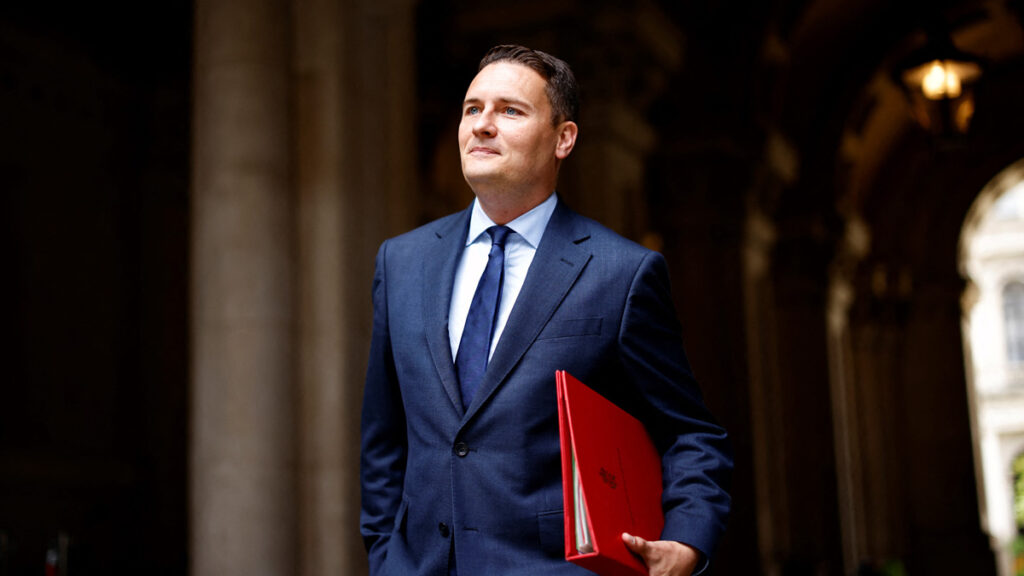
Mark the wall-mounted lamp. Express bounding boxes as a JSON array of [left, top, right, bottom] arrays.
[[897, 34, 982, 136]]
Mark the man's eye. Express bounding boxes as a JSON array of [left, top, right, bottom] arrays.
[[504, 107, 519, 116], [466, 106, 480, 115]]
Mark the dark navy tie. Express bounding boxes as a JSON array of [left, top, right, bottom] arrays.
[[456, 225, 511, 409]]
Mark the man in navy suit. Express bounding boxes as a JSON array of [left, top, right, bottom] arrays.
[[360, 45, 732, 575]]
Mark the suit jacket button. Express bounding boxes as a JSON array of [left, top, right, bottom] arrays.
[[454, 442, 469, 457], [438, 522, 450, 538]]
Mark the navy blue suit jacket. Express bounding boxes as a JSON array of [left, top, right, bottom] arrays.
[[360, 201, 732, 575]]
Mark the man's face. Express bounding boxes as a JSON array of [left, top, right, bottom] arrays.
[[458, 62, 573, 198]]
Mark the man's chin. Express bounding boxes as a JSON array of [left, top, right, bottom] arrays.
[[461, 169, 505, 190]]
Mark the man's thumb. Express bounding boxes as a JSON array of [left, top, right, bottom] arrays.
[[622, 532, 646, 553]]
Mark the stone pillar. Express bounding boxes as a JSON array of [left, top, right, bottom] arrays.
[[292, 0, 418, 574], [292, 0, 350, 573], [742, 203, 845, 575], [773, 225, 845, 575], [190, 0, 296, 574], [825, 215, 871, 572], [742, 133, 800, 576], [742, 207, 801, 576], [848, 264, 915, 567], [902, 278, 994, 574]]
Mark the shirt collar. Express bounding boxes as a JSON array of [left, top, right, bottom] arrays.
[[465, 192, 558, 249]]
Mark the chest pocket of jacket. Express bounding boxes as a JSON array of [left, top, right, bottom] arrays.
[[536, 317, 602, 341]]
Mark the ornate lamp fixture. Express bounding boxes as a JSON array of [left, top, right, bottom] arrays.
[[898, 33, 982, 135]]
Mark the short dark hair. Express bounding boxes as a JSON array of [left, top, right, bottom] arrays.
[[478, 44, 579, 125]]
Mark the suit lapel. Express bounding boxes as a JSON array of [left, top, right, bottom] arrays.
[[423, 208, 472, 415], [462, 203, 592, 422]]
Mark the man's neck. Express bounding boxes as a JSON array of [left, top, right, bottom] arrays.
[[474, 188, 554, 225]]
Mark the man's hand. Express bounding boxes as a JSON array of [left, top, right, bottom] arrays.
[[621, 533, 700, 576]]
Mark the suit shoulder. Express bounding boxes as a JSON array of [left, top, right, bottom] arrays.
[[569, 211, 657, 261], [380, 210, 467, 249]]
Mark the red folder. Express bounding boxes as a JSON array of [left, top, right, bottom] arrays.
[[556, 370, 664, 576]]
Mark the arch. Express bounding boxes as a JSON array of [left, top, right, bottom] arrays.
[[960, 158, 1024, 576]]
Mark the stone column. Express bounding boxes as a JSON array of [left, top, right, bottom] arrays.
[[771, 224, 845, 574], [742, 200, 845, 574], [902, 278, 994, 574], [825, 215, 871, 572], [848, 265, 916, 567], [190, 0, 296, 574], [292, 0, 349, 572], [292, 0, 418, 574], [741, 207, 789, 576]]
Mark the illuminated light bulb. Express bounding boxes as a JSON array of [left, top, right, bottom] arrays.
[[921, 60, 962, 100]]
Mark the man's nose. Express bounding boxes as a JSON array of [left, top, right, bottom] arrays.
[[472, 110, 496, 138]]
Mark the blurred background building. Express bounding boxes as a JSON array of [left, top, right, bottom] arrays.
[[3, 0, 1024, 574], [962, 172, 1024, 576]]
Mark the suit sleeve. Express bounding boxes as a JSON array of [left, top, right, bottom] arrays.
[[617, 250, 733, 561], [360, 241, 408, 574]]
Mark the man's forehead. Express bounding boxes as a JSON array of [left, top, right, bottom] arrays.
[[464, 62, 549, 104]]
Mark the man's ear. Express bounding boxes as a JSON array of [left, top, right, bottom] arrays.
[[555, 121, 578, 160]]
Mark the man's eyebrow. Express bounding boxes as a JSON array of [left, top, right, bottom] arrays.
[[462, 96, 534, 110]]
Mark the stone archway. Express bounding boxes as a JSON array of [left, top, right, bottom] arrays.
[[960, 158, 1024, 576]]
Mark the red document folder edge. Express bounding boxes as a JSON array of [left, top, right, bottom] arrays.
[[556, 370, 665, 576]]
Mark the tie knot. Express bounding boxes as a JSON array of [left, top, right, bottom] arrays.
[[487, 225, 511, 249]]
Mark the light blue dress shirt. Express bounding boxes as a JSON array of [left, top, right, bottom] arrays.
[[449, 192, 559, 361]]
